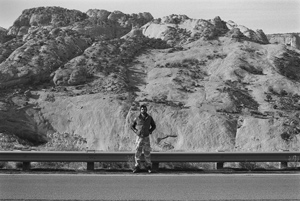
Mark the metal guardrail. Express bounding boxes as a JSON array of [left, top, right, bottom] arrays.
[[0, 151, 299, 171]]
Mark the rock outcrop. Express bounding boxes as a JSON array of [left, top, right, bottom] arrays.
[[51, 33, 168, 87], [0, 7, 299, 154], [226, 20, 269, 44], [0, 27, 92, 88], [142, 15, 228, 46], [0, 27, 7, 43], [72, 9, 153, 39], [267, 33, 300, 49], [0, 31, 24, 63], [8, 7, 154, 40], [142, 15, 268, 46], [8, 6, 88, 36]]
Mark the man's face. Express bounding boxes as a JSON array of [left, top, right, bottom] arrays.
[[140, 107, 147, 115]]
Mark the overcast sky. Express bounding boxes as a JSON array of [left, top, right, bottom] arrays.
[[0, 0, 299, 34]]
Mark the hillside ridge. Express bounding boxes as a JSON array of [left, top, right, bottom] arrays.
[[0, 6, 299, 153]]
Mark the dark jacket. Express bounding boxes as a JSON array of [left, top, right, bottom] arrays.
[[131, 113, 156, 137]]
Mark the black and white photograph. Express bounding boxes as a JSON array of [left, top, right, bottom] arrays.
[[0, 0, 300, 200]]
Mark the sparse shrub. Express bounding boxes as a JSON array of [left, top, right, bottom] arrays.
[[207, 55, 213, 60], [0, 162, 6, 169], [36, 162, 64, 169], [227, 88, 259, 112], [96, 161, 132, 170], [267, 86, 276, 94], [169, 61, 182, 68], [200, 163, 215, 170], [2, 162, 14, 169], [0, 133, 34, 151], [288, 155, 300, 168], [182, 58, 198, 64], [45, 94, 55, 102], [281, 132, 294, 141], [279, 89, 289, 96], [273, 50, 300, 81], [33, 162, 86, 170], [242, 47, 256, 53], [126, 156, 135, 170], [239, 162, 259, 170], [42, 132, 87, 151], [31, 132, 88, 170], [263, 162, 280, 169], [239, 64, 264, 75], [235, 162, 279, 170], [160, 162, 214, 170], [15, 162, 23, 169]]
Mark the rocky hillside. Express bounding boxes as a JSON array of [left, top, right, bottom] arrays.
[[0, 6, 300, 153]]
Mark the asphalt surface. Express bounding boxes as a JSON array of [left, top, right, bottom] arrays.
[[0, 173, 300, 200]]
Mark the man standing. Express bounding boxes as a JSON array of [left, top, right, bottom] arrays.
[[131, 105, 156, 173]]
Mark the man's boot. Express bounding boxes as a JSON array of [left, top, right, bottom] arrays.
[[133, 166, 140, 173]]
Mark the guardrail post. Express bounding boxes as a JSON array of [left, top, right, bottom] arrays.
[[280, 150, 289, 169], [87, 162, 94, 171], [216, 150, 224, 169], [23, 162, 31, 171], [280, 162, 288, 169], [216, 162, 224, 169]]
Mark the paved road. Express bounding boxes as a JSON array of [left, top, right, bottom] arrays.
[[0, 173, 300, 200]]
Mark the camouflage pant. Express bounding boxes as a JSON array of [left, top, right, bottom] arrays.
[[135, 136, 151, 167]]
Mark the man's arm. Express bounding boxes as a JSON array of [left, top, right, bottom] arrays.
[[131, 118, 137, 133], [149, 117, 156, 134]]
